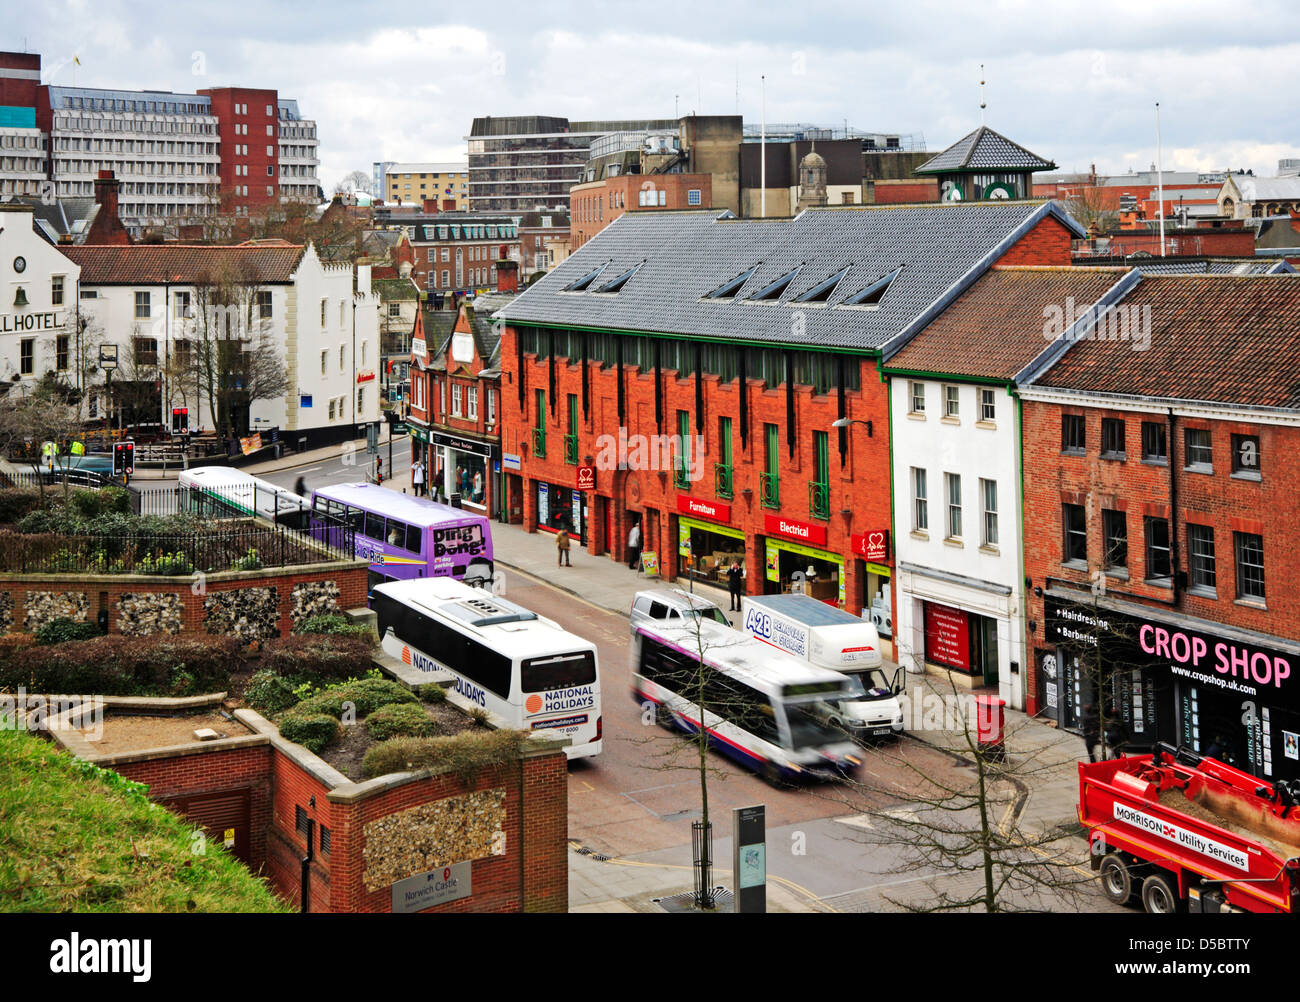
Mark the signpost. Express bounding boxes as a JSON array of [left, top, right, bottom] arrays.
[[99, 344, 118, 434], [733, 805, 767, 913]]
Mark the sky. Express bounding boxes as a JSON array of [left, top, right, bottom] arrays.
[[15, 0, 1300, 194]]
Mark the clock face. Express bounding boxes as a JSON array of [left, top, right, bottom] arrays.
[[985, 182, 1016, 201], [12, 256, 25, 274]]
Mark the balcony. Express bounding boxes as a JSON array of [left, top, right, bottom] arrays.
[[760, 472, 780, 509], [563, 433, 579, 465], [531, 426, 546, 459], [809, 480, 830, 520], [673, 466, 690, 491], [714, 463, 733, 501]]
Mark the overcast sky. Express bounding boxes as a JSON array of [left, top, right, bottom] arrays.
[[16, 0, 1300, 193]]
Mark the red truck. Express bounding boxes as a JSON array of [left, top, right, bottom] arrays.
[[1079, 743, 1300, 913]]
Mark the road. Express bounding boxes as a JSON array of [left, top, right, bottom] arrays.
[[502, 565, 1124, 912]]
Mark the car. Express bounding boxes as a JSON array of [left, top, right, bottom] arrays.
[[630, 588, 732, 632]]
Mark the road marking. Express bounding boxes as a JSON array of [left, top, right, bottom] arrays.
[[834, 813, 875, 831]]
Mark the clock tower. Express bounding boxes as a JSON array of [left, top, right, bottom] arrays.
[[914, 126, 1056, 202]]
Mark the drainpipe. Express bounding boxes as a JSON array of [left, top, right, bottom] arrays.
[[1167, 407, 1180, 607], [300, 818, 314, 914]]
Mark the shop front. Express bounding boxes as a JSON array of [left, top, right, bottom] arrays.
[[536, 479, 587, 544], [919, 600, 1000, 688], [675, 495, 745, 584], [1042, 592, 1300, 782], [761, 514, 844, 605], [850, 530, 893, 655], [433, 431, 495, 513]]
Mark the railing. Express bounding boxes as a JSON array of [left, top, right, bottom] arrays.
[[809, 480, 830, 520], [673, 465, 691, 490], [714, 462, 733, 501], [563, 432, 579, 465], [532, 426, 546, 459], [760, 471, 780, 510]]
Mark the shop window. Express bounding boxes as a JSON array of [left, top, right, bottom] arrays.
[[1062, 503, 1086, 565], [1187, 524, 1216, 594], [1234, 532, 1265, 601], [1103, 509, 1127, 570]]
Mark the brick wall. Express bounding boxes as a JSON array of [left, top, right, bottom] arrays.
[[1021, 397, 1300, 714], [998, 215, 1075, 267], [872, 179, 939, 204]]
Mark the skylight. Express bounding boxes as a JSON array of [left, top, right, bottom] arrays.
[[748, 265, 803, 302], [704, 265, 758, 299], [594, 262, 643, 294], [793, 267, 851, 304], [841, 266, 903, 307], [563, 264, 608, 292]]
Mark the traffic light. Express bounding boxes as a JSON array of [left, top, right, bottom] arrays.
[[113, 441, 135, 477], [172, 407, 189, 435]]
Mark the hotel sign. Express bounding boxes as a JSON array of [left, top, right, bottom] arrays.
[[2, 311, 65, 334]]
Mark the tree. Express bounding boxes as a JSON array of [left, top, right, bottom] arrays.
[[333, 170, 371, 196], [1063, 185, 1119, 235], [0, 376, 87, 501]]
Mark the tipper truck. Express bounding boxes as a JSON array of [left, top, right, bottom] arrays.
[[1079, 742, 1300, 913]]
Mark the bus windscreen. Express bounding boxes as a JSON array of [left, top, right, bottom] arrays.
[[522, 652, 597, 692]]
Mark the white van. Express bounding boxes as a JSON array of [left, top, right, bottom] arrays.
[[740, 594, 904, 740]]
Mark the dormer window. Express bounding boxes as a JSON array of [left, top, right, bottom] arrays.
[[563, 264, 608, 292], [594, 263, 642, 294], [747, 265, 803, 303], [841, 266, 902, 307], [704, 265, 758, 300], [793, 267, 851, 304]]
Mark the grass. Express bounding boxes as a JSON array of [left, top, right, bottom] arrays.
[[0, 727, 289, 913]]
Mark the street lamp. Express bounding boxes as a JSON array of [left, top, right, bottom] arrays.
[[831, 417, 872, 437]]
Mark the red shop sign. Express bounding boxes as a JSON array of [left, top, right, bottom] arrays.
[[924, 602, 971, 673], [676, 494, 731, 523], [763, 513, 828, 547], [850, 530, 890, 562], [577, 466, 595, 491]]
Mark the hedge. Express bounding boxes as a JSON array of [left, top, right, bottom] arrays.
[[243, 670, 299, 714], [294, 678, 416, 720], [0, 636, 248, 696], [365, 703, 438, 742], [260, 635, 374, 682], [362, 730, 527, 781], [278, 712, 342, 754]]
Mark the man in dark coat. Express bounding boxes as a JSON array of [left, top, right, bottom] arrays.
[[1081, 703, 1102, 763]]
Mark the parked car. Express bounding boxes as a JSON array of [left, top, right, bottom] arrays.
[[630, 588, 732, 632]]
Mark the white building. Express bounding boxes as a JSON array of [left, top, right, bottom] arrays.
[[882, 264, 1133, 711], [0, 203, 80, 387], [53, 239, 379, 444]]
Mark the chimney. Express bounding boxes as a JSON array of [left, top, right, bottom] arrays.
[[85, 170, 132, 246], [496, 258, 519, 294], [94, 169, 120, 220]]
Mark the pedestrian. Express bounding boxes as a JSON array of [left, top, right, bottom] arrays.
[[727, 560, 745, 611], [412, 459, 425, 497], [293, 475, 307, 499], [627, 519, 642, 570], [556, 525, 572, 567], [1104, 709, 1128, 760], [1080, 703, 1101, 763], [375, 456, 383, 484]]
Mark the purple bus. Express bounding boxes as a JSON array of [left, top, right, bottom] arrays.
[[310, 482, 494, 592]]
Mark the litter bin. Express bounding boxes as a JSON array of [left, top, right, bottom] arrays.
[[974, 694, 1006, 762]]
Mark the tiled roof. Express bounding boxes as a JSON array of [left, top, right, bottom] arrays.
[[885, 266, 1129, 380], [1134, 259, 1293, 276], [63, 244, 306, 284], [916, 126, 1056, 175], [372, 277, 419, 301], [1034, 274, 1300, 408], [496, 202, 1085, 352]]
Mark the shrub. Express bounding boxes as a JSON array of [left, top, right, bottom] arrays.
[[243, 670, 299, 714], [0, 487, 44, 524], [68, 487, 130, 520], [168, 667, 198, 697], [232, 548, 262, 572], [0, 635, 247, 696], [278, 711, 342, 753], [415, 683, 446, 704], [15, 508, 65, 534], [261, 635, 374, 682], [469, 707, 491, 727], [294, 614, 374, 642], [362, 730, 527, 781], [294, 678, 416, 720], [365, 702, 437, 741], [34, 617, 101, 647]]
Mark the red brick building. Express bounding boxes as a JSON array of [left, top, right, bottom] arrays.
[[200, 87, 281, 217], [570, 172, 712, 250], [399, 212, 522, 298], [495, 201, 1081, 632], [1019, 274, 1300, 781]]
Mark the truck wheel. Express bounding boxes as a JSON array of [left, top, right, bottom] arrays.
[[1099, 854, 1134, 906], [1141, 872, 1181, 914]]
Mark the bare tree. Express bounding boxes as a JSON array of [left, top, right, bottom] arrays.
[[0, 376, 86, 500], [333, 170, 371, 196], [1063, 185, 1119, 235]]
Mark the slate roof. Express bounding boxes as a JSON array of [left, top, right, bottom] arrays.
[[372, 277, 419, 301], [1226, 176, 1300, 203], [495, 202, 1085, 353], [885, 266, 1129, 380], [1033, 275, 1300, 408], [915, 126, 1056, 175], [63, 244, 307, 284], [1135, 259, 1294, 276]]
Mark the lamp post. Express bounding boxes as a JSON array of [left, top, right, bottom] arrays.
[[830, 416, 873, 436]]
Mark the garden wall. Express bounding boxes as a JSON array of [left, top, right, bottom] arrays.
[[0, 560, 368, 639]]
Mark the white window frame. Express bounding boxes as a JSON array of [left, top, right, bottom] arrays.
[[980, 478, 998, 547], [943, 384, 960, 419], [911, 467, 928, 532], [945, 473, 962, 540]]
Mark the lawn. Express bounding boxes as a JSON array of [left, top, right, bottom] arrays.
[[0, 727, 289, 912]]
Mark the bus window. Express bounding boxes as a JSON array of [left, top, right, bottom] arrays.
[[344, 506, 364, 532], [387, 520, 405, 546], [404, 524, 423, 554], [364, 511, 386, 540], [522, 651, 596, 692]]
